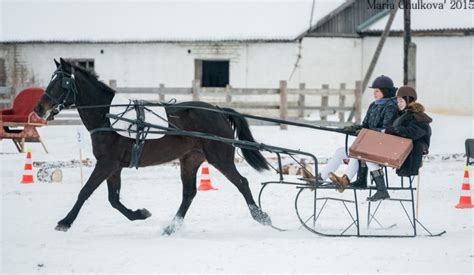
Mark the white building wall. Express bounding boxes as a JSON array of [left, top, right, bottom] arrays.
[[298, 37, 362, 90], [243, 43, 298, 88], [2, 35, 472, 115], [362, 35, 473, 115], [4, 42, 299, 89]]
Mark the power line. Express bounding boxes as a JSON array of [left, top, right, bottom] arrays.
[[288, 0, 316, 82]]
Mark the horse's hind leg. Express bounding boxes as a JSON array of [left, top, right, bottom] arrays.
[[207, 155, 272, 226], [107, 168, 152, 221], [163, 151, 205, 235], [55, 160, 120, 231]]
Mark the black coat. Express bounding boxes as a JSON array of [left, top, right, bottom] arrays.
[[362, 98, 399, 131], [385, 102, 433, 176]]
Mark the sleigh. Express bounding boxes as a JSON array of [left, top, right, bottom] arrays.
[[257, 132, 445, 238], [104, 104, 445, 238], [0, 88, 48, 153]]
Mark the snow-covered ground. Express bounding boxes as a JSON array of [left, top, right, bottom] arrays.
[[1, 114, 473, 273]]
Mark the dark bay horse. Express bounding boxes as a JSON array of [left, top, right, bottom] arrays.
[[34, 58, 272, 235]]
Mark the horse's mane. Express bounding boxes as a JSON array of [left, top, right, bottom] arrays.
[[67, 61, 116, 95]]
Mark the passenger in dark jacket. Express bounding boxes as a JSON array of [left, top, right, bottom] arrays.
[[323, 75, 399, 200], [361, 96, 399, 131], [385, 86, 433, 177]]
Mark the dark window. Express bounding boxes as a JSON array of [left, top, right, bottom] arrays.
[[201, 60, 229, 88], [67, 59, 95, 71]]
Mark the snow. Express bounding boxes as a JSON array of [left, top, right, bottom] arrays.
[[1, 113, 473, 273], [1, 0, 345, 42]]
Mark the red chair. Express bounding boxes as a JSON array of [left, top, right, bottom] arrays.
[[0, 88, 48, 153]]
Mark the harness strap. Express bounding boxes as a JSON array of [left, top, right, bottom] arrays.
[[371, 169, 384, 177], [129, 100, 147, 169], [44, 66, 78, 112]]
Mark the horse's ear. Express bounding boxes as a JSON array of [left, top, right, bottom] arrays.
[[59, 58, 72, 71], [54, 59, 60, 68]]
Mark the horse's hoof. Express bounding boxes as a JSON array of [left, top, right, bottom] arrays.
[[162, 225, 175, 236], [55, 223, 70, 232], [139, 208, 152, 219], [162, 218, 183, 236], [133, 208, 152, 220], [249, 205, 272, 226], [258, 213, 272, 226]]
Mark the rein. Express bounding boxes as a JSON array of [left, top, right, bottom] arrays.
[[71, 102, 351, 135]]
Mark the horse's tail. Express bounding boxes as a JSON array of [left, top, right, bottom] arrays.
[[222, 107, 269, 172]]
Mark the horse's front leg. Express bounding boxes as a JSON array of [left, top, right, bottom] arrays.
[[107, 168, 152, 221], [55, 160, 120, 232]]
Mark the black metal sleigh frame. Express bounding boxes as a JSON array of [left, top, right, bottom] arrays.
[[92, 102, 445, 238], [290, 169, 446, 237]]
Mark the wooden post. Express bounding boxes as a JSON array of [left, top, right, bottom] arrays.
[[347, 2, 400, 123], [298, 83, 306, 118], [354, 81, 362, 124], [279, 80, 288, 130], [338, 83, 346, 122], [159, 84, 165, 102], [109, 79, 117, 89], [79, 149, 84, 187], [321, 84, 329, 121], [360, 0, 401, 95], [192, 79, 200, 101], [225, 84, 232, 104]]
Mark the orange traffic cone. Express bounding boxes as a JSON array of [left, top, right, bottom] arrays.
[[455, 166, 473, 208], [198, 160, 217, 191], [21, 149, 34, 184]]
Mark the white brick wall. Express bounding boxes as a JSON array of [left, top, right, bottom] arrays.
[[1, 35, 471, 115]]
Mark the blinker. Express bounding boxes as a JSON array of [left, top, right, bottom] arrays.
[[62, 77, 71, 89]]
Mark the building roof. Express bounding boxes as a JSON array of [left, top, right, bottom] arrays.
[[297, 0, 387, 38], [0, 0, 345, 43], [358, 5, 474, 33]]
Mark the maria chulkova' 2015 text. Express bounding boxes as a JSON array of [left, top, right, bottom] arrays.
[[368, 0, 473, 10]]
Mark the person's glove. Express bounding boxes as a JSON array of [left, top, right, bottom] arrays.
[[384, 126, 395, 135], [343, 124, 362, 135]]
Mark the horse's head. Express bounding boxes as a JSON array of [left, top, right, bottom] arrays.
[[34, 58, 78, 121]]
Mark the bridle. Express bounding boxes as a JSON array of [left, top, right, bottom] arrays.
[[43, 66, 78, 112]]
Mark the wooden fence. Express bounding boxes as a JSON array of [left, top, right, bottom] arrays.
[[1, 81, 362, 128], [110, 80, 362, 129]]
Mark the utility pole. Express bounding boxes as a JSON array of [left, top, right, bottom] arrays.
[[403, 0, 411, 86], [403, 0, 417, 88]]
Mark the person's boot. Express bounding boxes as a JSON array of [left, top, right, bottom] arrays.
[[349, 162, 368, 188], [367, 169, 390, 201], [328, 172, 349, 193]]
